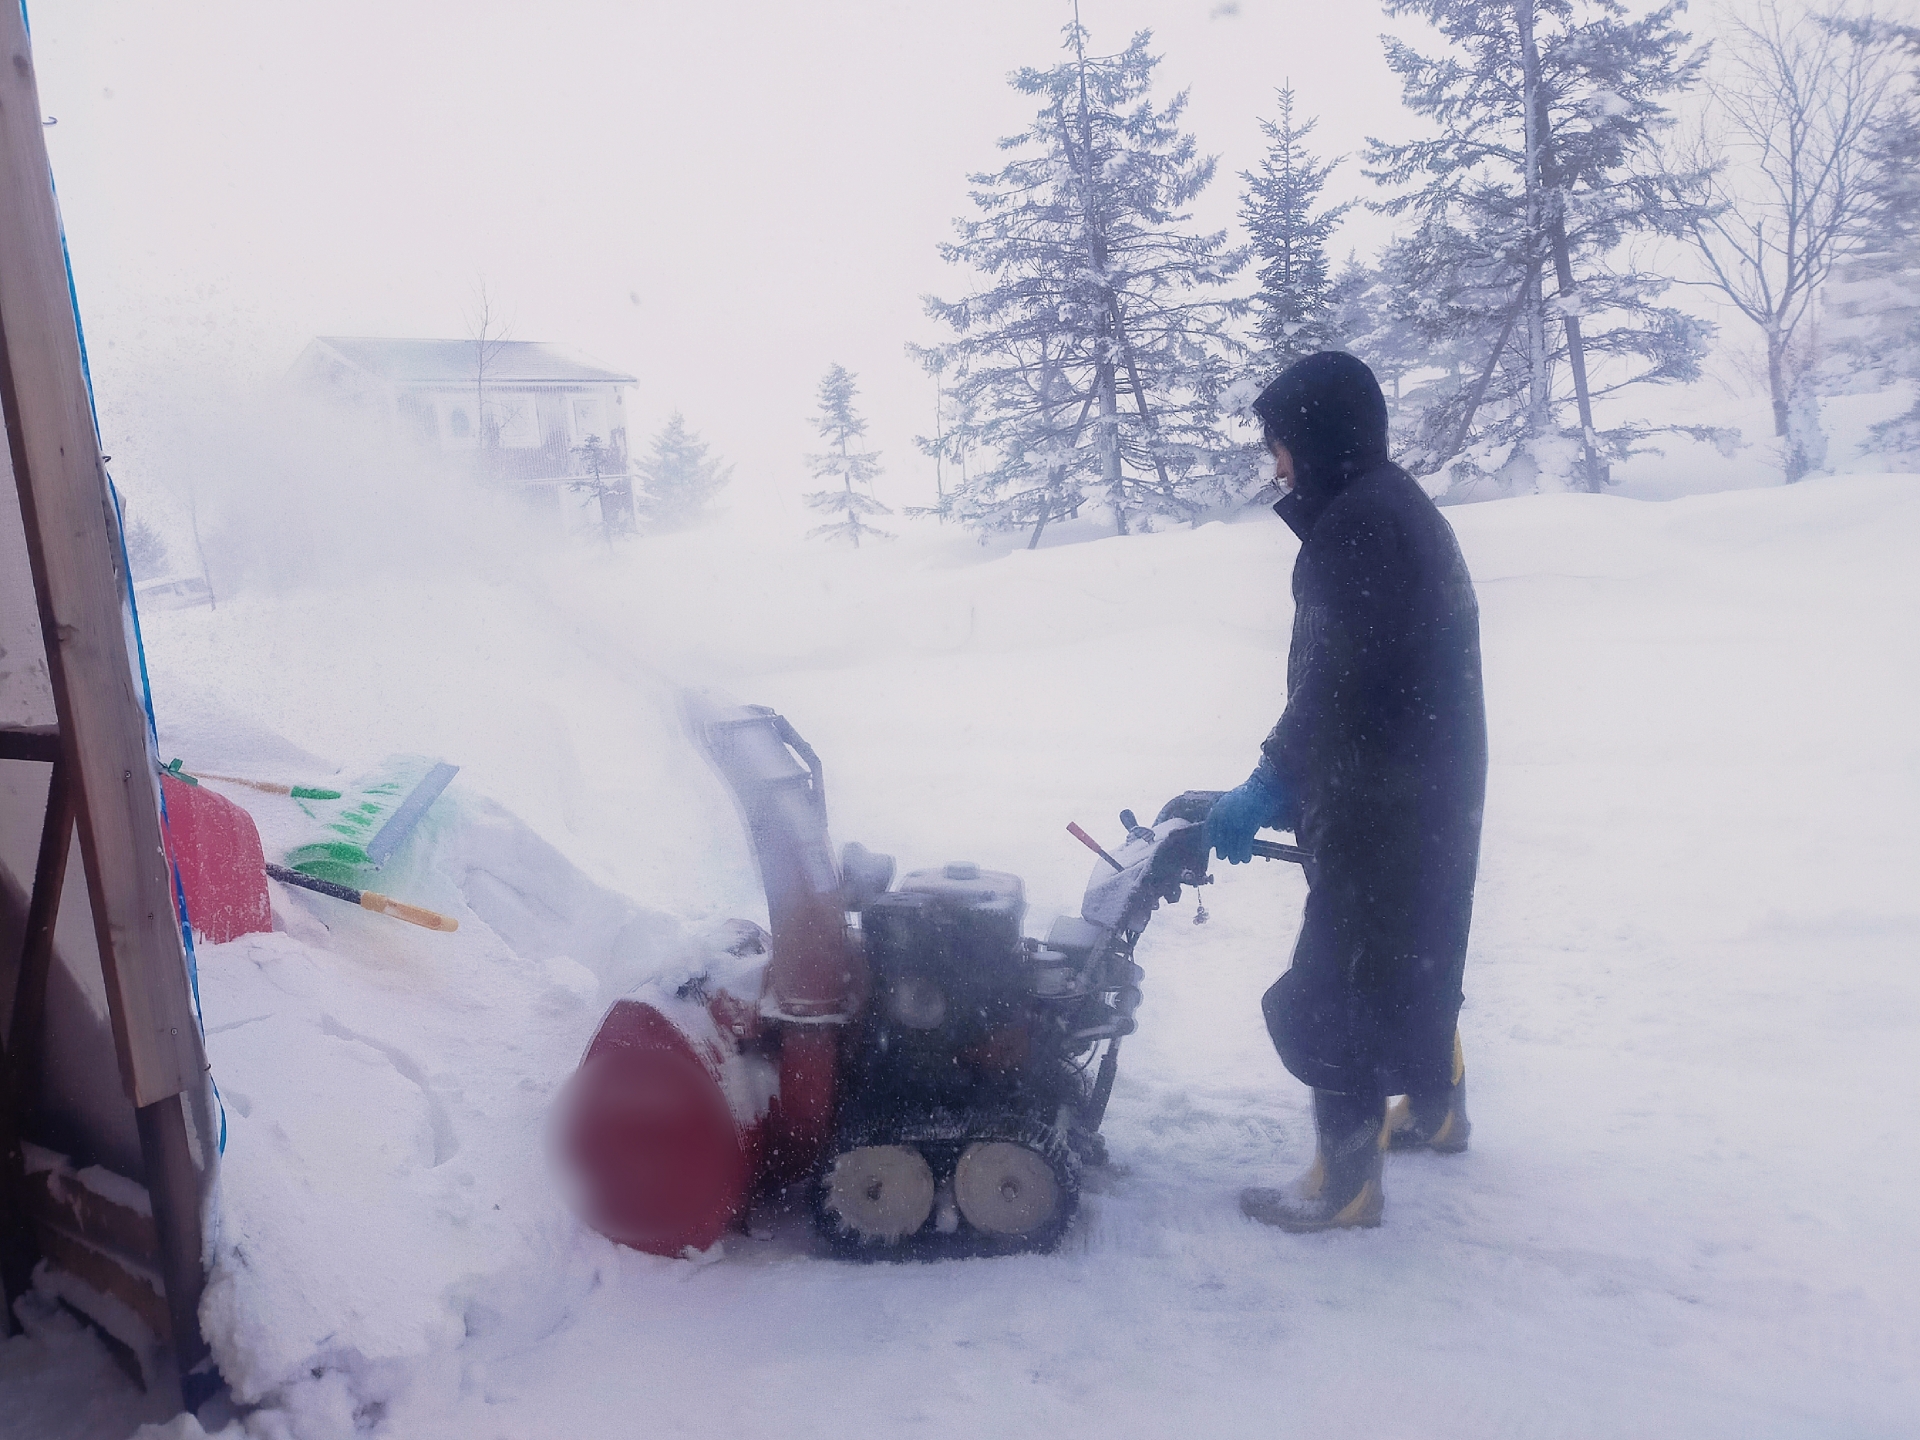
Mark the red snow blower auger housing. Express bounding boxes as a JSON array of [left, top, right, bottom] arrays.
[[559, 698, 1277, 1260]]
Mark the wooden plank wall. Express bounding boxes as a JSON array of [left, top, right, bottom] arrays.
[[0, 6, 215, 1401], [0, 0, 204, 1109]]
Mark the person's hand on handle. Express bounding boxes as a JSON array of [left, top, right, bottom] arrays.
[[1207, 761, 1292, 865]]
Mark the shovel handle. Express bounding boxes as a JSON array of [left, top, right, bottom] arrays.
[[360, 890, 460, 932], [191, 771, 344, 800], [266, 864, 459, 932]]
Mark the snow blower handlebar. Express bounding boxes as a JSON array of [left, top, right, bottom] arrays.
[[1249, 838, 1311, 865], [1070, 797, 1312, 926], [1144, 791, 1312, 867]]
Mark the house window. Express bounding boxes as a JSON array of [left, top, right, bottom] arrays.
[[485, 394, 542, 448], [448, 408, 472, 439], [396, 393, 438, 442], [572, 394, 604, 441]]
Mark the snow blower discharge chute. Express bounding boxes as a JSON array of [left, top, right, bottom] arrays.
[[558, 699, 1305, 1259]]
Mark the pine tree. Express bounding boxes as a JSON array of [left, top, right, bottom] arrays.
[[1367, 0, 1710, 496], [1322, 251, 1436, 448], [803, 364, 892, 547], [636, 413, 732, 532], [123, 512, 172, 581], [915, 20, 1249, 545], [1241, 85, 1352, 381], [1359, 217, 1540, 487]]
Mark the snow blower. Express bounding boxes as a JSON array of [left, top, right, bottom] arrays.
[[558, 698, 1304, 1260]]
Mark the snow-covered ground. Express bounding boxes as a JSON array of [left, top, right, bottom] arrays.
[[9, 470, 1920, 1439]]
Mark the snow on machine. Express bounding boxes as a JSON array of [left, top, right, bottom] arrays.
[[558, 697, 1295, 1260]]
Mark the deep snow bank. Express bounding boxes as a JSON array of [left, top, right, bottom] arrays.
[[188, 786, 701, 1407], [9, 473, 1916, 1439]]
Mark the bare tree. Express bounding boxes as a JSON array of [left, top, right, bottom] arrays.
[[1663, 3, 1907, 479], [464, 279, 513, 476]]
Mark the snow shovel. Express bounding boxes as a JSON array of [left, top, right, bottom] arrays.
[[282, 756, 460, 886]]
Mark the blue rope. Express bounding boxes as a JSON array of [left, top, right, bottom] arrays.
[[109, 483, 226, 1155]]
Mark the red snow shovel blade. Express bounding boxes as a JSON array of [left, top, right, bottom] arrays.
[[162, 772, 272, 944]]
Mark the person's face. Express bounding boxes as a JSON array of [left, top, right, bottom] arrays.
[[1268, 436, 1296, 492]]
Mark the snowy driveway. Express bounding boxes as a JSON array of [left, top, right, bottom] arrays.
[[42, 476, 1918, 1439]]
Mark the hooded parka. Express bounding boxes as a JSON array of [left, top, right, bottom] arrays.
[[1251, 353, 1487, 1098]]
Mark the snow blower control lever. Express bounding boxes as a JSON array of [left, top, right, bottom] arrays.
[[1081, 805, 1312, 870], [1067, 821, 1124, 872]]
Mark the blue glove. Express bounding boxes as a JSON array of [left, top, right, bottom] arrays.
[[1207, 762, 1291, 865]]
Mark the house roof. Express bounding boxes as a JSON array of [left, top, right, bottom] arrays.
[[310, 337, 637, 386]]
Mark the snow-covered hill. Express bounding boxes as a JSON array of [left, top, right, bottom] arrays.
[[10, 473, 1919, 1440]]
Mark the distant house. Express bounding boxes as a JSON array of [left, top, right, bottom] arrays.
[[289, 336, 638, 486]]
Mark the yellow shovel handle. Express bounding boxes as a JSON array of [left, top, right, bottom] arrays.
[[359, 890, 459, 932]]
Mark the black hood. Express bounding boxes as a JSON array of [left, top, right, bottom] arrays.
[[1252, 352, 1391, 497]]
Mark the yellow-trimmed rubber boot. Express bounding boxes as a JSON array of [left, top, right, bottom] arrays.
[[1385, 1031, 1471, 1154], [1240, 1090, 1386, 1233]]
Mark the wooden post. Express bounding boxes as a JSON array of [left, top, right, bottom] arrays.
[[0, 0, 204, 1111], [136, 1094, 211, 1378], [10, 749, 74, 1097], [0, 1052, 31, 1337], [0, 7, 212, 1396]]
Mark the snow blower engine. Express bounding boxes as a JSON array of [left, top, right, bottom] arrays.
[[558, 698, 1296, 1260]]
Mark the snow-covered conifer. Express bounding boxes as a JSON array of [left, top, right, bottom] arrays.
[[803, 364, 892, 547], [123, 512, 171, 580], [916, 22, 1249, 545], [1241, 86, 1352, 382], [636, 413, 732, 532], [1323, 252, 1429, 443], [1368, 0, 1710, 496]]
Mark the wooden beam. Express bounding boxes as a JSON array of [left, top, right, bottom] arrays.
[[0, 724, 60, 761], [0, 757, 70, 1333], [0, 0, 202, 1117], [0, 10, 212, 1395], [33, 1220, 171, 1343], [0, 1037, 34, 1335], [9, 755, 73, 1105], [135, 1096, 208, 1377], [19, 1149, 161, 1269]]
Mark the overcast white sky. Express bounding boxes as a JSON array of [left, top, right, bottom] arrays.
[[30, 0, 1760, 527]]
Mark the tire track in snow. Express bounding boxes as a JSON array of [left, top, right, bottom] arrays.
[[319, 1013, 460, 1167]]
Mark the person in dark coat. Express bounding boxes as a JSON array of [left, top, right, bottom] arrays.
[[1206, 351, 1487, 1232]]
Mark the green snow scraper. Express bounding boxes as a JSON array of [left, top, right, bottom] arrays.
[[282, 756, 460, 886]]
